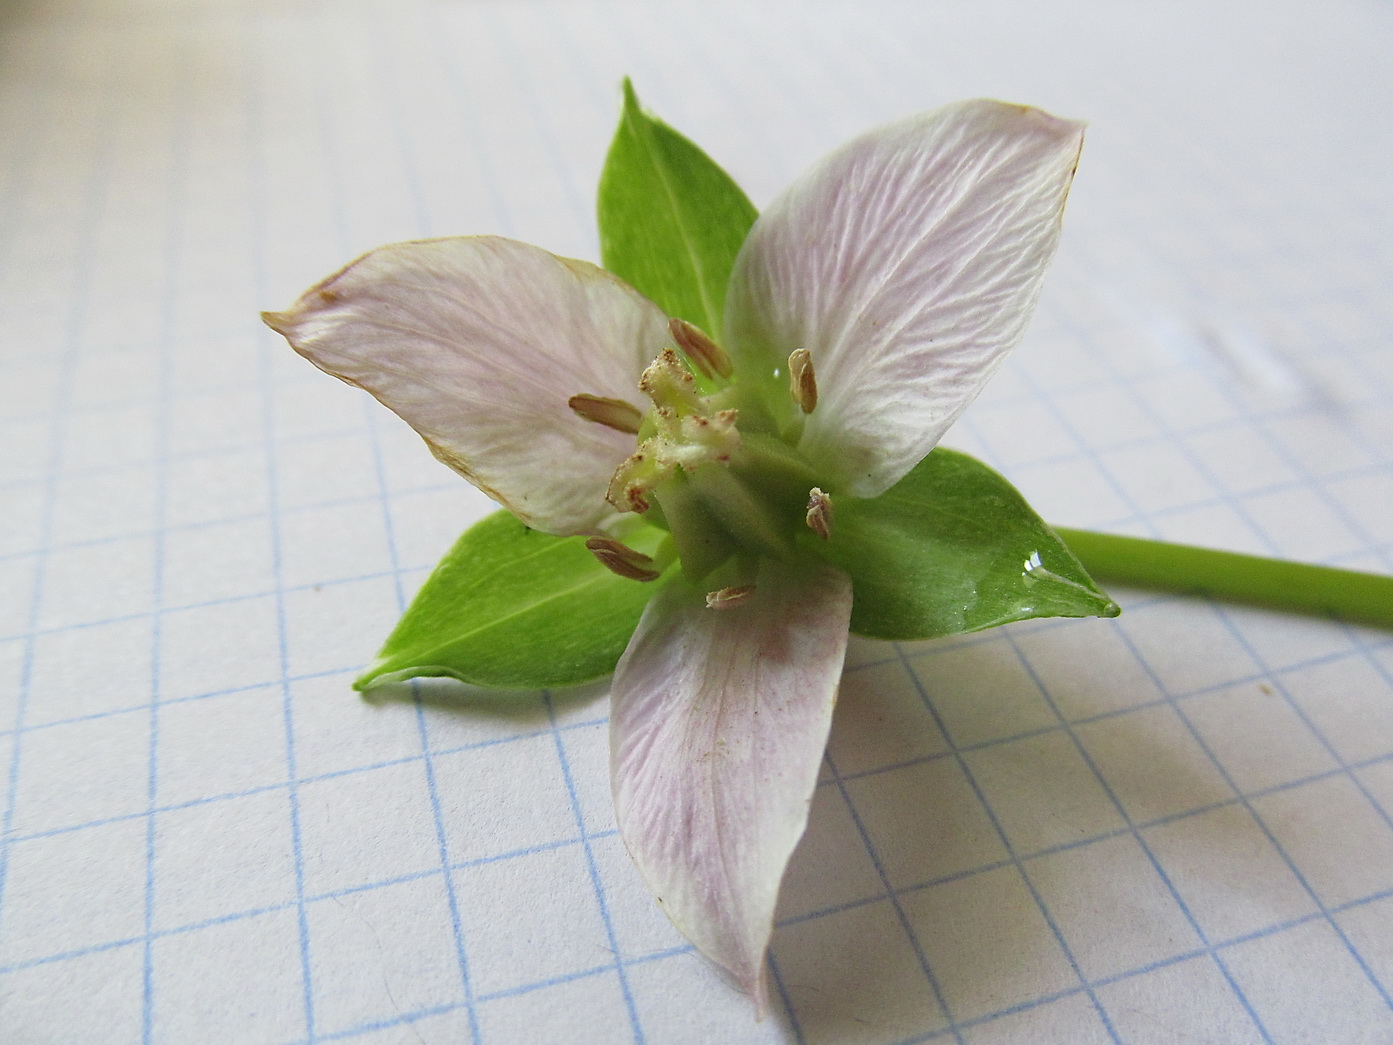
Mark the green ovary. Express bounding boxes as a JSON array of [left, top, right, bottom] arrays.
[[608, 347, 825, 583]]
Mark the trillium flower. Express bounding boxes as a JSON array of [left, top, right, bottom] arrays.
[[265, 98, 1084, 1012]]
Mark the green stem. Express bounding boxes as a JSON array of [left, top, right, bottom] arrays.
[[1055, 528, 1393, 630]]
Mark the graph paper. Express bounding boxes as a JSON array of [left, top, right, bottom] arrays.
[[1, 0, 1391, 1041]]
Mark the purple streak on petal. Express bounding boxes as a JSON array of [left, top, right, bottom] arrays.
[[725, 99, 1084, 497], [265, 236, 670, 535], [610, 559, 853, 1012]]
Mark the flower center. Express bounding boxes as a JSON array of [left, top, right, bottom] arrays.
[[574, 321, 832, 584], [604, 347, 740, 514]]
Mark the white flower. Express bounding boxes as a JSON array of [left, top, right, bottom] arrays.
[[265, 98, 1083, 1012]]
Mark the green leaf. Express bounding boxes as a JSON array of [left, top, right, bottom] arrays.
[[356, 511, 668, 691], [815, 448, 1120, 640], [597, 79, 758, 337]]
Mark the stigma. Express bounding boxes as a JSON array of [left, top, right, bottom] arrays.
[[603, 347, 741, 515]]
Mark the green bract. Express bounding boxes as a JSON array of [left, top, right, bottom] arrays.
[[821, 447, 1117, 639], [598, 80, 757, 338], [354, 513, 669, 691]]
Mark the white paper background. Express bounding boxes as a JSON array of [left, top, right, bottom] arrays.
[[1, 0, 1391, 1042]]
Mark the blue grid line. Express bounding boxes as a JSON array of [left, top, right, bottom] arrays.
[[5, 446, 1390, 578], [424, 1, 514, 237], [477, 960, 620, 1004], [958, 40, 1393, 914], [304, 942, 715, 1045], [372, 429, 482, 1045], [542, 693, 646, 1044], [307, 1001, 463, 1045], [0, 682, 593, 740], [9, 874, 1391, 1045], [762, 953, 801, 1042], [0, 565, 422, 644], [995, 309, 1393, 1013], [358, 8, 497, 1040], [243, 10, 317, 1040], [293, 875, 1393, 1045], [791, 740, 1393, 941], [1035, 138, 1393, 1006], [1213, 612, 1393, 843], [1058, 224, 1393, 566], [1107, 610, 1393, 1008], [1114, 130, 1393, 566], [0, 829, 624, 977], [1205, 607, 1393, 1011], [478, 11, 648, 1035], [0, 4, 1387, 1042], [886, 643, 1126, 1043], [13, 687, 1392, 885], [905, 880, 1393, 1045], [484, 6, 592, 245], [854, 609, 1390, 684], [140, 24, 190, 1044], [1349, 638, 1393, 825], [5, 711, 620, 846], [0, 24, 121, 951], [819, 744, 968, 1045], [997, 627, 1275, 1040], [15, 321, 1383, 440], [4, 826, 1391, 1037], [0, 415, 375, 491], [829, 681, 1393, 793]]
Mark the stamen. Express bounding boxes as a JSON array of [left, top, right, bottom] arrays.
[[706, 585, 755, 609], [585, 537, 662, 581], [806, 487, 833, 540], [569, 394, 643, 434], [669, 318, 733, 380], [788, 349, 818, 414]]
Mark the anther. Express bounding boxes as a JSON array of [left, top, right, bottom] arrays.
[[805, 487, 833, 540], [669, 318, 733, 380], [585, 537, 662, 581], [706, 585, 756, 609], [788, 349, 818, 413], [569, 394, 643, 434]]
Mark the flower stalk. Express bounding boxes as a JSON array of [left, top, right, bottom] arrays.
[[1057, 529, 1393, 629]]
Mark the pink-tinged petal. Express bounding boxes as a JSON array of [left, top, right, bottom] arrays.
[[725, 99, 1084, 497], [609, 559, 853, 1011], [264, 236, 670, 535]]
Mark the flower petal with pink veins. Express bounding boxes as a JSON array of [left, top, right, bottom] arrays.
[[609, 559, 853, 1012], [264, 236, 670, 535], [724, 99, 1084, 498]]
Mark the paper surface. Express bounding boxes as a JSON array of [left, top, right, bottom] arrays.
[[1, 0, 1391, 1042]]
